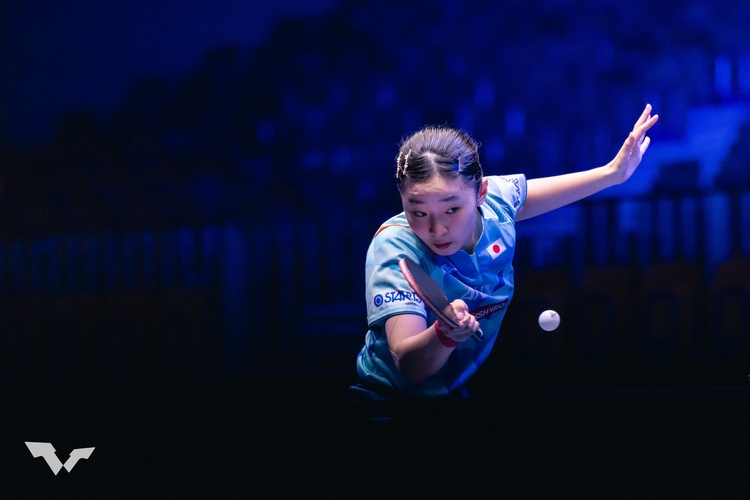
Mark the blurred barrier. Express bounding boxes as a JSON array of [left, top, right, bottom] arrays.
[[0, 191, 748, 391]]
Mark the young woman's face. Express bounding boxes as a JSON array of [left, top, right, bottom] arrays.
[[400, 176, 488, 255]]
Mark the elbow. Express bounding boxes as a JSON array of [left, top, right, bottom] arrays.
[[402, 367, 430, 384], [390, 349, 433, 384]]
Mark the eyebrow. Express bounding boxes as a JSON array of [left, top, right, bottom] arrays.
[[406, 194, 460, 205]]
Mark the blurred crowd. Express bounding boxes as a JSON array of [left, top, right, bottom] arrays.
[[2, 0, 750, 240]]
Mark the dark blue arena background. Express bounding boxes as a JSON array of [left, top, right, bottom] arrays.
[[1, 0, 750, 495]]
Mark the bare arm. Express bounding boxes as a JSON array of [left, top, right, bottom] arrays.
[[386, 300, 479, 383], [516, 104, 659, 221]]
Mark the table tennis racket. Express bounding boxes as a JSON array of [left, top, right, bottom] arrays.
[[399, 257, 483, 342]]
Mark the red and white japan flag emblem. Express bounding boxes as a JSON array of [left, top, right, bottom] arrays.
[[487, 238, 506, 259]]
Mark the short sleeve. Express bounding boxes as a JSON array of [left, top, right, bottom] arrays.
[[364, 224, 429, 329], [485, 174, 527, 220]]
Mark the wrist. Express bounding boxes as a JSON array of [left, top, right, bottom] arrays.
[[602, 161, 624, 187], [434, 320, 458, 348]]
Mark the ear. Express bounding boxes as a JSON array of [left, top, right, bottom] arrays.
[[477, 178, 489, 205]]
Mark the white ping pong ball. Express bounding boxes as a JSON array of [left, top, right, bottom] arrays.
[[538, 310, 560, 331]]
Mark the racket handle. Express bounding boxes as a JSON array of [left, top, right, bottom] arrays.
[[472, 328, 484, 341]]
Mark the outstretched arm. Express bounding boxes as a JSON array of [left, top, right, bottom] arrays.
[[516, 104, 659, 222]]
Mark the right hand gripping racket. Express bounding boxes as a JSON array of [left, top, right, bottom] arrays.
[[398, 257, 483, 342]]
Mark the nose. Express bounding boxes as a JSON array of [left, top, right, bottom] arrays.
[[428, 216, 448, 236]]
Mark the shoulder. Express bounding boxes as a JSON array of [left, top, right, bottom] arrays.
[[366, 213, 434, 278], [365, 214, 430, 324], [484, 174, 527, 219], [370, 213, 423, 254], [486, 174, 527, 208]]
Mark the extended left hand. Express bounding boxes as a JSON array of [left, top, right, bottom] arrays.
[[609, 104, 659, 184]]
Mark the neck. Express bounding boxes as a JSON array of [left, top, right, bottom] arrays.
[[465, 209, 483, 254]]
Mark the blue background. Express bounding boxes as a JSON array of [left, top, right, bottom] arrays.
[[2, 0, 750, 403], [0, 0, 750, 398], [4, 1, 750, 494]]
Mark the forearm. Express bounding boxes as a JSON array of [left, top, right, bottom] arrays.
[[387, 316, 455, 383], [518, 107, 658, 222], [517, 164, 617, 221]]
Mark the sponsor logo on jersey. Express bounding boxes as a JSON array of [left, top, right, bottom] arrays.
[[500, 176, 523, 208], [374, 290, 423, 307], [471, 299, 509, 321]]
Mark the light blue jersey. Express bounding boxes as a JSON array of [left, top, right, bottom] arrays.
[[356, 174, 527, 397]]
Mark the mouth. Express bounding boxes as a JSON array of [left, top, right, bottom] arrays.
[[433, 242, 451, 251]]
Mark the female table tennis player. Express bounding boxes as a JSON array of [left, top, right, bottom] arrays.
[[351, 104, 658, 399]]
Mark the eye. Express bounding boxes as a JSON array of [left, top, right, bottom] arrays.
[[411, 211, 426, 217], [446, 207, 460, 214]]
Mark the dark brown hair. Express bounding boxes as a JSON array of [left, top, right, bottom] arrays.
[[395, 125, 483, 193]]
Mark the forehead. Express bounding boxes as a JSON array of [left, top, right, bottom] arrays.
[[400, 175, 474, 203]]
